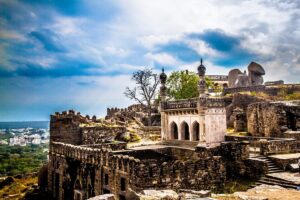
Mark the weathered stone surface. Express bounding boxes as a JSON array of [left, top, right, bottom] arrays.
[[233, 107, 247, 132], [226, 93, 265, 128], [248, 62, 265, 86], [228, 69, 243, 88], [247, 101, 300, 137], [88, 194, 115, 200], [227, 61, 265, 88], [142, 189, 179, 200], [235, 71, 249, 87], [234, 184, 300, 200]]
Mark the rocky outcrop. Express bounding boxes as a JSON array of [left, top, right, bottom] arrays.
[[228, 61, 265, 88]]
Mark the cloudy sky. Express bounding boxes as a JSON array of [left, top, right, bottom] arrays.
[[0, 0, 300, 121]]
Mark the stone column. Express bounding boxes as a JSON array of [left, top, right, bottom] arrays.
[[159, 68, 168, 141], [197, 59, 207, 144]]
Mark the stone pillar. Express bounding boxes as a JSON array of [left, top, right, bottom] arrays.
[[197, 59, 207, 144], [159, 68, 168, 141]]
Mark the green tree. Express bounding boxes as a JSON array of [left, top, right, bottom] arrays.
[[166, 70, 213, 100]]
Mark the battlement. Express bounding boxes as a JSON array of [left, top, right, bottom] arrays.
[[50, 142, 140, 168], [51, 109, 101, 123], [106, 104, 147, 117]]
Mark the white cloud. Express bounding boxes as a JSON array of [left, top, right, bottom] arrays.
[[144, 52, 181, 66]]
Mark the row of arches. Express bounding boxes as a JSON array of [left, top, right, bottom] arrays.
[[169, 121, 200, 141]]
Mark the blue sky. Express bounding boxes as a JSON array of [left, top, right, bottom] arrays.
[[0, 0, 300, 121]]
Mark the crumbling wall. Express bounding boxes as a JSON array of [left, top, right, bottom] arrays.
[[247, 102, 287, 137], [226, 93, 265, 128], [81, 126, 126, 145], [50, 110, 89, 145]]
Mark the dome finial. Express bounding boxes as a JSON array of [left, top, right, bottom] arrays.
[[201, 58, 203, 65], [162, 67, 164, 73]]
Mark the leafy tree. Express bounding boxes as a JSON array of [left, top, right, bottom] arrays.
[[166, 70, 213, 100], [124, 68, 159, 125]]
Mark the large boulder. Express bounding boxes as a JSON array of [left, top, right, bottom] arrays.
[[235, 72, 249, 87], [248, 62, 265, 85], [228, 69, 243, 88]]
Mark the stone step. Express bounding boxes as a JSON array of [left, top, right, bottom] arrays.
[[256, 180, 298, 189], [268, 170, 284, 174], [268, 167, 279, 170], [265, 174, 300, 185], [261, 176, 299, 186]]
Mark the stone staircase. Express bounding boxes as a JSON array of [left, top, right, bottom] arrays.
[[250, 154, 300, 189], [250, 154, 284, 174], [256, 175, 299, 189]]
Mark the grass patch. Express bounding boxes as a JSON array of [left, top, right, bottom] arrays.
[[0, 175, 37, 199], [215, 178, 255, 194]]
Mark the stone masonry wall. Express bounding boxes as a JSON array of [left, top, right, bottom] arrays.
[[247, 102, 286, 137], [81, 126, 126, 145], [50, 110, 89, 145]]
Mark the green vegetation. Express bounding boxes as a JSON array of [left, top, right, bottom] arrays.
[[250, 89, 300, 101], [0, 144, 48, 176], [166, 70, 213, 100], [0, 175, 50, 200], [213, 178, 255, 194]]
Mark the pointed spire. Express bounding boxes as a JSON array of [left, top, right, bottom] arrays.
[[200, 58, 203, 65], [162, 67, 164, 73]]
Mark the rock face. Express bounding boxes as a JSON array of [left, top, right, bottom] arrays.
[[235, 72, 249, 87], [228, 69, 243, 88], [227, 61, 265, 88], [248, 62, 265, 86]]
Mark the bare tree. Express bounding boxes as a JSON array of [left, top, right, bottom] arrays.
[[124, 69, 159, 125]]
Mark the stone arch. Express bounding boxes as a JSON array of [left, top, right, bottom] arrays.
[[170, 122, 178, 140], [192, 121, 200, 141], [180, 121, 190, 140]]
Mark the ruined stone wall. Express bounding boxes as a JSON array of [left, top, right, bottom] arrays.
[[225, 135, 299, 155], [224, 85, 266, 94], [48, 142, 140, 200], [133, 153, 226, 191], [50, 110, 89, 145], [195, 141, 252, 179], [226, 93, 265, 128], [247, 102, 287, 137], [81, 126, 126, 145]]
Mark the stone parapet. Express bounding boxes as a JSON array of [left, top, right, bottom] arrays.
[[224, 85, 266, 94]]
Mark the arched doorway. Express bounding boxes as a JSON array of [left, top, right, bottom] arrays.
[[181, 122, 190, 140], [192, 121, 200, 141], [170, 122, 178, 139]]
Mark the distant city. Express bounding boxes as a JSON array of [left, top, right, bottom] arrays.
[[0, 121, 49, 146]]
